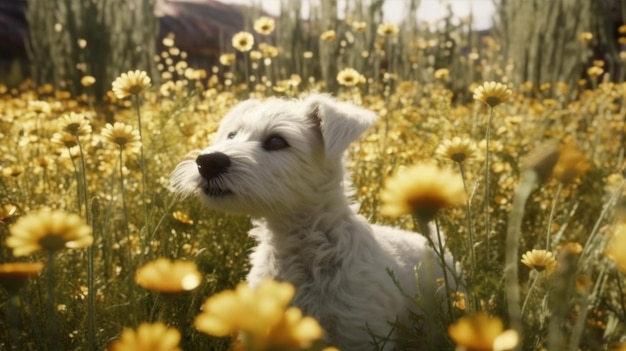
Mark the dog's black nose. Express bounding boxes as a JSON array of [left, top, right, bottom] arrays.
[[196, 152, 231, 180]]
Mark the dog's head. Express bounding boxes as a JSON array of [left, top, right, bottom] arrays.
[[169, 94, 377, 216]]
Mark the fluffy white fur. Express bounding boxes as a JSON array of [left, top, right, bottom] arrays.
[[170, 94, 454, 350]]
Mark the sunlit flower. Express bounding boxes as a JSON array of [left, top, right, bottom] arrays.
[[434, 68, 450, 80], [448, 313, 519, 351], [195, 279, 322, 350], [232, 31, 254, 52], [336, 68, 361, 87], [59, 112, 92, 136], [101, 122, 142, 154], [0, 262, 44, 293], [112, 70, 151, 99], [434, 137, 479, 164], [6, 209, 93, 256], [579, 32, 593, 42], [80, 75, 96, 87], [319, 30, 336, 42], [377, 23, 398, 36], [0, 204, 18, 221], [254, 16, 275, 35], [587, 66, 604, 78], [172, 211, 193, 225], [352, 21, 367, 33], [135, 258, 202, 293], [552, 145, 590, 184], [606, 224, 626, 273], [2, 166, 24, 177], [51, 132, 78, 149], [380, 163, 466, 220], [451, 291, 467, 311], [259, 43, 279, 58], [29, 100, 51, 114], [473, 81, 512, 108], [219, 53, 236, 66], [521, 249, 557, 272], [108, 322, 181, 351]]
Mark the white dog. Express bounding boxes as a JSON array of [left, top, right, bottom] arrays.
[[170, 94, 455, 350]]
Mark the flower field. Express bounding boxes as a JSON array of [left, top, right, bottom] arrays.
[[1, 0, 626, 350]]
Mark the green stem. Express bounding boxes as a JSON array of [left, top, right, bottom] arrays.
[[133, 95, 149, 235], [416, 218, 455, 322], [520, 271, 540, 317], [484, 106, 494, 259], [46, 251, 58, 351], [8, 292, 21, 350], [545, 183, 563, 250], [458, 162, 476, 273], [505, 170, 539, 349]]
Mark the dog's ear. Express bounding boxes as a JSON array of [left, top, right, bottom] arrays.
[[304, 94, 377, 158]]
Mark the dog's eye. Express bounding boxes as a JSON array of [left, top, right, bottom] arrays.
[[263, 135, 289, 151], [227, 131, 237, 139]]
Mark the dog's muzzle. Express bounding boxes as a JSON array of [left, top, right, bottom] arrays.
[[195, 152, 233, 197]]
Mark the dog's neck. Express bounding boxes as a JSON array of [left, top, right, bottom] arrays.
[[261, 187, 355, 236]]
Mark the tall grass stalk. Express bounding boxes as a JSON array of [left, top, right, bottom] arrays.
[[415, 217, 454, 322], [484, 106, 495, 257], [133, 94, 148, 231], [7, 291, 22, 350], [45, 251, 58, 351], [458, 162, 476, 273], [133, 94, 149, 260], [75, 135, 96, 350], [545, 183, 563, 250], [505, 170, 539, 348]]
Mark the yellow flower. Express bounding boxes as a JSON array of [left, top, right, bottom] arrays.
[[2, 166, 24, 177], [108, 322, 181, 351], [135, 258, 202, 293], [451, 291, 467, 311], [0, 204, 18, 221], [377, 23, 398, 36], [59, 112, 92, 136], [219, 53, 236, 66], [51, 132, 78, 149], [606, 224, 626, 273], [521, 249, 557, 272], [254, 16, 275, 35], [232, 31, 254, 52], [195, 279, 322, 350], [319, 30, 336, 42], [101, 122, 142, 154], [336, 68, 361, 87], [587, 66, 604, 78], [80, 75, 96, 87], [473, 81, 512, 108], [579, 31, 593, 42], [434, 137, 480, 164], [449, 313, 518, 351], [259, 43, 279, 58], [434, 68, 450, 80], [380, 163, 466, 220], [352, 21, 367, 33], [172, 211, 193, 225], [6, 209, 93, 256], [0, 262, 44, 293], [111, 70, 151, 99], [552, 145, 590, 184]]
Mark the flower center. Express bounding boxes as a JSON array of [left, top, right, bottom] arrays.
[[38, 234, 67, 251]]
